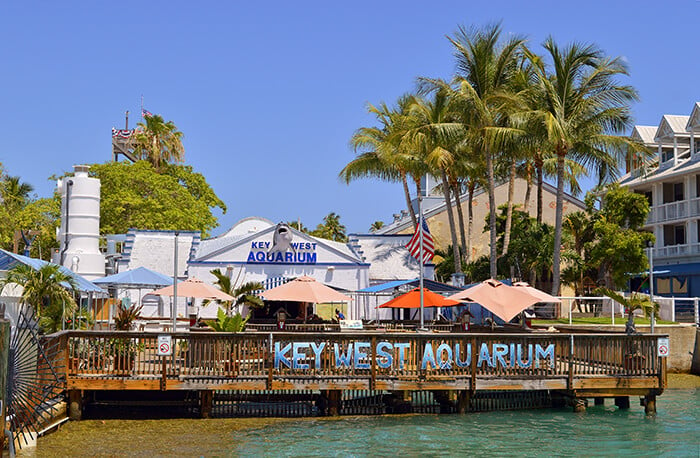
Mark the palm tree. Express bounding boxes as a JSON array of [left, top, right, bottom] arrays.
[[0, 263, 77, 332], [369, 221, 385, 232], [447, 23, 527, 278], [342, 97, 426, 229], [408, 90, 464, 273], [526, 37, 644, 294], [595, 288, 658, 335], [311, 212, 348, 242], [1, 175, 34, 212], [131, 114, 185, 170], [203, 268, 264, 314]]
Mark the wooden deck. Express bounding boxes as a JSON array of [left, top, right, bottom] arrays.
[[53, 330, 666, 399]]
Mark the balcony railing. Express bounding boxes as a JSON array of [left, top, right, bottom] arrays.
[[654, 243, 700, 259]]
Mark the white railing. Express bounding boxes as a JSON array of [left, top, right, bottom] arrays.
[[654, 243, 700, 259], [690, 197, 700, 218], [653, 200, 689, 223]]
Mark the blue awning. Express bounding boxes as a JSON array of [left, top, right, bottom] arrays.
[[0, 249, 105, 294], [93, 266, 173, 288], [358, 278, 465, 293]]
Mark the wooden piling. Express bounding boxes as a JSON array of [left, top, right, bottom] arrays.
[[68, 390, 83, 420], [200, 390, 213, 418], [322, 390, 341, 416], [644, 395, 656, 416], [614, 396, 630, 409], [457, 390, 471, 414]]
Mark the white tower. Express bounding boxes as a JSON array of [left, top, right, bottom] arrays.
[[55, 165, 105, 280]]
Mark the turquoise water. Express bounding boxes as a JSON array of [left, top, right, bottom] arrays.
[[35, 389, 699, 457], [234, 390, 700, 457]]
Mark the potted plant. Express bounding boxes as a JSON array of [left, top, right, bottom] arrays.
[[206, 307, 250, 373], [595, 288, 658, 371], [111, 302, 144, 375]]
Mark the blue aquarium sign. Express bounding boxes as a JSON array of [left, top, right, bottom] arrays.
[[247, 222, 318, 264], [273, 341, 556, 371]]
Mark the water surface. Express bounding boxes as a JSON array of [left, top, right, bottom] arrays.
[[34, 389, 700, 457]]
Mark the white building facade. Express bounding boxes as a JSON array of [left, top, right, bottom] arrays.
[[619, 102, 700, 297]]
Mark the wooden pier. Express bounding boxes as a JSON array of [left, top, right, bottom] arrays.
[[51, 330, 667, 418]]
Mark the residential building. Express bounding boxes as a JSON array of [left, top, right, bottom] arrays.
[[619, 102, 700, 297]]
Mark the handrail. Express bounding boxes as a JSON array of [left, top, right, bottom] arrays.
[[58, 330, 666, 382]]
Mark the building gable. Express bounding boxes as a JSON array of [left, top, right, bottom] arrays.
[[192, 225, 365, 266]]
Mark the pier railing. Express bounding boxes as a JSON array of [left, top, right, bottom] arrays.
[[52, 331, 666, 393]]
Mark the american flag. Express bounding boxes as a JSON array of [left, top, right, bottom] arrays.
[[406, 218, 434, 264], [142, 108, 153, 118]]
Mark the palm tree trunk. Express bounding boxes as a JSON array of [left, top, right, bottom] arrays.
[[501, 159, 517, 256], [401, 173, 418, 229], [551, 147, 566, 296], [441, 170, 462, 274], [523, 163, 532, 214], [536, 155, 544, 225], [467, 181, 475, 265], [486, 150, 497, 279], [452, 181, 468, 264]]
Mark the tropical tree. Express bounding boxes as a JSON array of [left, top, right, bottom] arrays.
[[131, 114, 185, 170], [595, 288, 657, 335], [526, 37, 645, 295], [310, 212, 348, 242], [1, 175, 34, 212], [408, 90, 464, 273], [0, 263, 78, 333], [203, 268, 264, 313], [342, 97, 427, 229], [288, 220, 309, 233], [369, 221, 385, 232], [446, 23, 528, 279], [88, 161, 226, 237]]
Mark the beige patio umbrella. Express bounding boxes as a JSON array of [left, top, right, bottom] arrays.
[[262, 276, 352, 303], [151, 277, 235, 301], [446, 279, 542, 322], [512, 282, 562, 303]]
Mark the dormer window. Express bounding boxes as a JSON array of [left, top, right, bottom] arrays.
[[661, 148, 674, 163]]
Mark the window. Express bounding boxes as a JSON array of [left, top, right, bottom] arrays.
[[662, 148, 674, 162], [663, 224, 686, 245]]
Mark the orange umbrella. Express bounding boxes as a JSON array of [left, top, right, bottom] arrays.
[[512, 282, 562, 303], [378, 288, 462, 309], [446, 279, 541, 322], [151, 277, 235, 301], [263, 276, 352, 303]]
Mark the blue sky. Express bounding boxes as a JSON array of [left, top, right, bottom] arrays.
[[1, 1, 698, 236]]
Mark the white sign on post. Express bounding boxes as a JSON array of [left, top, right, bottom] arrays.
[[657, 337, 670, 357], [158, 335, 172, 356]]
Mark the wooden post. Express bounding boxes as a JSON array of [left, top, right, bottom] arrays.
[[614, 396, 630, 409], [68, 390, 83, 420], [160, 357, 167, 391], [0, 319, 10, 449], [200, 390, 213, 418], [322, 390, 341, 416], [572, 397, 587, 413], [457, 390, 471, 414], [644, 395, 656, 416]]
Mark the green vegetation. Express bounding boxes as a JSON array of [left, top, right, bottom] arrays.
[[130, 114, 185, 170], [89, 161, 226, 237], [341, 23, 650, 293], [0, 165, 60, 259], [207, 307, 249, 332], [532, 317, 675, 326], [203, 268, 264, 313], [0, 263, 78, 333]]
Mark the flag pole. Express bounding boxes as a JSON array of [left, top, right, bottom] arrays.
[[418, 194, 425, 331]]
